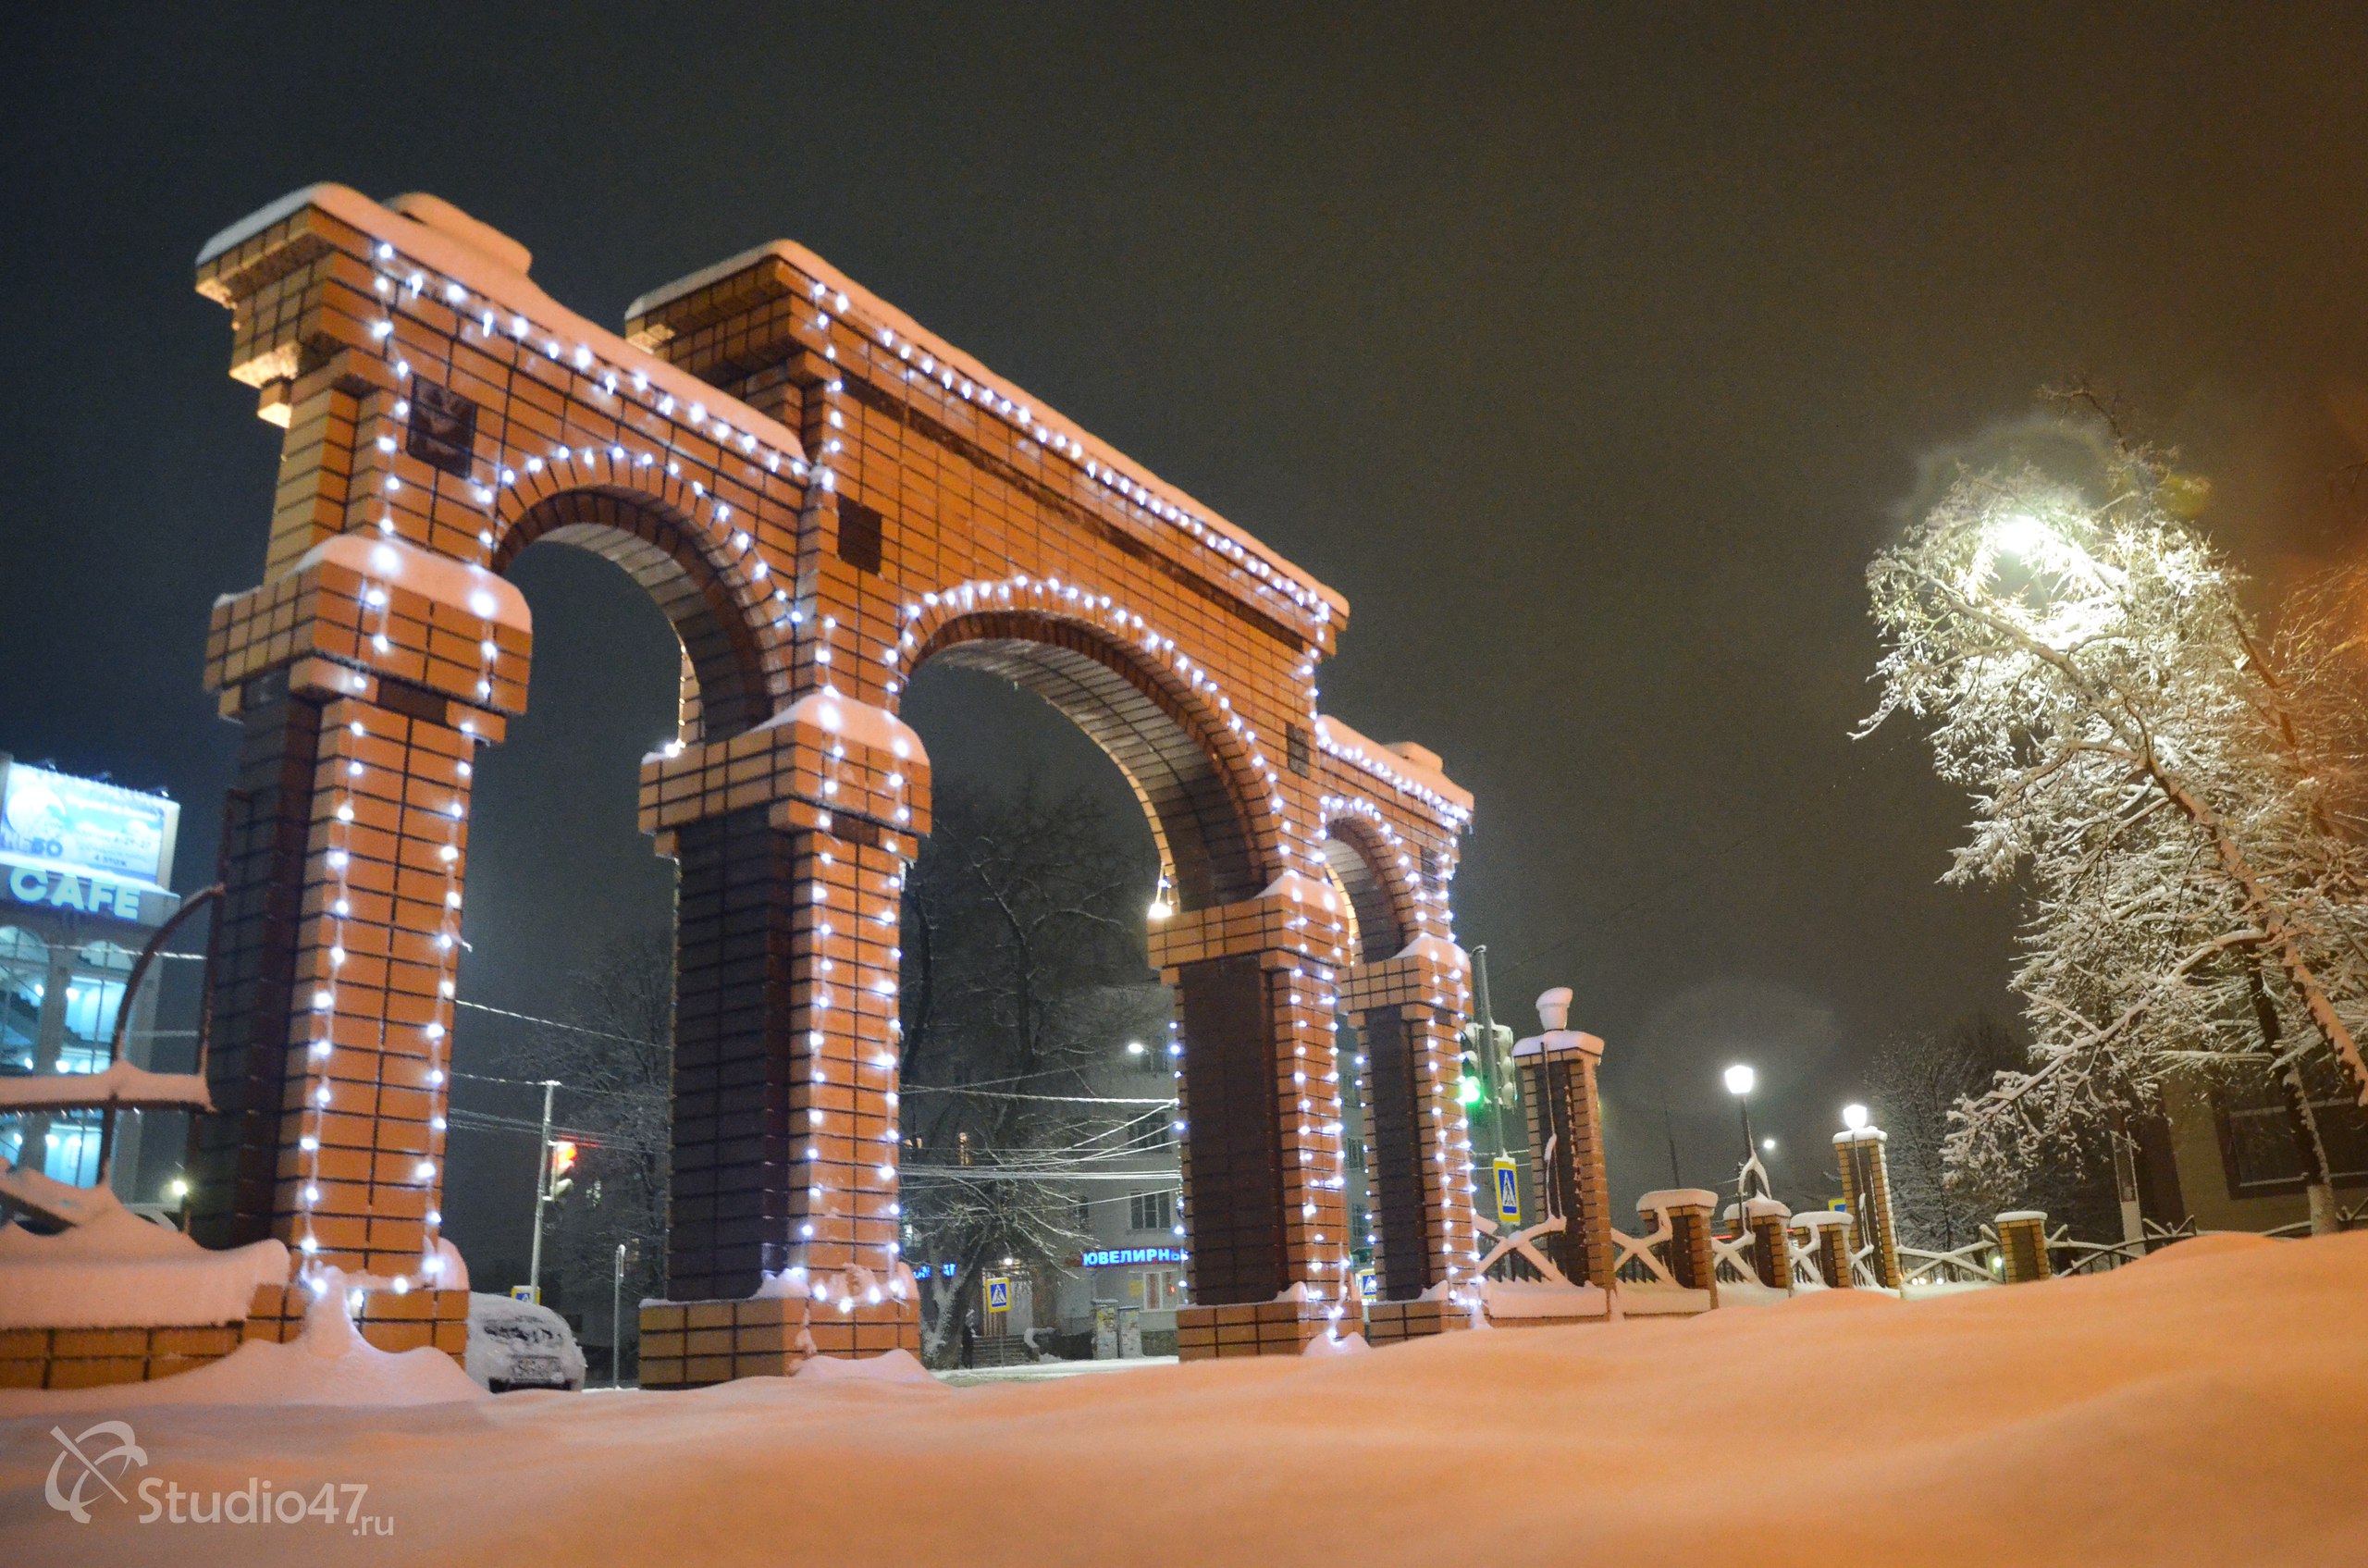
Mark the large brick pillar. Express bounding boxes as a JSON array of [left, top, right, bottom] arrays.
[[1795, 1210, 1854, 1289], [1638, 1190, 1720, 1299], [636, 693, 930, 1383], [1154, 871, 1360, 1357], [1512, 988, 1614, 1291], [1341, 938, 1480, 1306], [195, 533, 528, 1354], [1745, 1197, 1793, 1291]]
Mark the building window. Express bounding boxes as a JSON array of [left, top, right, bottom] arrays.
[[1127, 1108, 1171, 1152], [2214, 1069, 2368, 1194], [1070, 1194, 1092, 1231], [1128, 1190, 1172, 1232]]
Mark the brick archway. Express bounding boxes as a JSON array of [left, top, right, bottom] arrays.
[[189, 184, 1475, 1373], [489, 482, 778, 743], [894, 586, 1276, 910], [1318, 807, 1477, 1309]]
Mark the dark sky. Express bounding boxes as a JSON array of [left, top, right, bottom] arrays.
[[7, 5, 2367, 1261]]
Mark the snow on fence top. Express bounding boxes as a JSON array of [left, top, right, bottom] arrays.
[[0, 1186, 288, 1329], [0, 1059, 213, 1113]]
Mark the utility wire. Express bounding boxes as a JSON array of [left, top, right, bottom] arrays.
[[451, 997, 660, 1048], [902, 1086, 1176, 1105]]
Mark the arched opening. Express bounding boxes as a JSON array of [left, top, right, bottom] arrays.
[[896, 611, 1288, 1348], [490, 487, 773, 742], [1322, 818, 1434, 1301], [441, 486, 746, 1350], [910, 610, 1268, 912]]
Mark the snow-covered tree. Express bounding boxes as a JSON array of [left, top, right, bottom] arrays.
[[496, 927, 672, 1361], [896, 779, 1168, 1364], [1865, 1016, 2109, 1247], [1862, 414, 2368, 1216]]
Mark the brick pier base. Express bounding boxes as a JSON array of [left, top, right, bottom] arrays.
[[638, 1295, 919, 1387], [1177, 1300, 1338, 1359]]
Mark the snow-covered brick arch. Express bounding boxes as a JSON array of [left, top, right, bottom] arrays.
[[187, 185, 1474, 1378]]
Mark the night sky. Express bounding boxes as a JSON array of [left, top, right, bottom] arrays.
[[6, 6, 2366, 1264]]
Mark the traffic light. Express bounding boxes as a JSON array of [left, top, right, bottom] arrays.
[[1460, 1021, 1519, 1109], [547, 1139, 578, 1202]]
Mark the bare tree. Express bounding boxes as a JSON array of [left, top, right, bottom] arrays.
[[897, 779, 1167, 1364], [1866, 1016, 2109, 1246], [500, 928, 672, 1362], [1862, 401, 2368, 1218]]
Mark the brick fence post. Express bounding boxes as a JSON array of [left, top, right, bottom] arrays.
[[1744, 1196, 1793, 1290], [1833, 1124, 1904, 1290], [1794, 1210, 1854, 1289], [1638, 1190, 1720, 1301], [1996, 1210, 2053, 1282], [1512, 987, 1613, 1290]]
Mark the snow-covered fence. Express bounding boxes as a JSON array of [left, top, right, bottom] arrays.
[[1474, 1215, 1573, 1287], [1793, 1210, 1853, 1289], [1896, 1237, 2002, 1288]]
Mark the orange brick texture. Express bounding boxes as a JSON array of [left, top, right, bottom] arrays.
[[1828, 1137, 1904, 1298], [190, 187, 1471, 1373], [1996, 1212, 2053, 1283], [0, 1285, 464, 1390], [1835, 1129, 1905, 1290], [1649, 1196, 1720, 1297], [1747, 1204, 1792, 1290], [1517, 1038, 1616, 1290], [1802, 1215, 1856, 1289]]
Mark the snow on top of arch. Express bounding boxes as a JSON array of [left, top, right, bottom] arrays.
[[629, 238, 1348, 628], [198, 184, 808, 476], [1313, 713, 1473, 820]]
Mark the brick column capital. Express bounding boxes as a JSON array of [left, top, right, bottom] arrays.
[[1338, 934, 1470, 1019], [638, 692, 931, 848], [207, 533, 532, 727], [1146, 869, 1347, 975]]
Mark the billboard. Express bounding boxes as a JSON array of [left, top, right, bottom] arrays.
[[0, 759, 179, 889]]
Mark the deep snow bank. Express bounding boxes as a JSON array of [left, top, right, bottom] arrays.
[[5, 1232, 2365, 1567]]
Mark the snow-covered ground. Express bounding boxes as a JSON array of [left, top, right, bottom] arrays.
[[6, 1232, 2367, 1565]]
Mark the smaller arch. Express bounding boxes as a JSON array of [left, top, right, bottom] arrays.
[[1318, 815, 1416, 967], [896, 593, 1278, 911], [491, 485, 778, 741]]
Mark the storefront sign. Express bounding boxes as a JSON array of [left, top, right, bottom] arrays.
[[4, 862, 155, 923], [1080, 1246, 1187, 1268], [1, 760, 177, 888]]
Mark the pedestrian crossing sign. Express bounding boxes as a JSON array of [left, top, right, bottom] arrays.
[[1493, 1157, 1521, 1227], [985, 1275, 1009, 1314]]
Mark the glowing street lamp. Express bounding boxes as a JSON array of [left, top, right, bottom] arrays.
[[1842, 1102, 1869, 1132], [1723, 1064, 1764, 1201], [1992, 512, 2052, 561]]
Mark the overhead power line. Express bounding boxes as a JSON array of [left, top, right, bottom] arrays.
[[902, 1086, 1176, 1105], [451, 997, 660, 1048]]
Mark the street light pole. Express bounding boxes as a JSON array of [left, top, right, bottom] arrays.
[[612, 1241, 627, 1388], [529, 1078, 559, 1303], [1722, 1063, 1761, 1206], [1471, 945, 1502, 1161]]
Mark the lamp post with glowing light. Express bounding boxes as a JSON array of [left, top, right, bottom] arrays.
[[1723, 1063, 1766, 1204], [1834, 1101, 1903, 1289]]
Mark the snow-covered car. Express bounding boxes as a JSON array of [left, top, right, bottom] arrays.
[[465, 1292, 586, 1392]]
